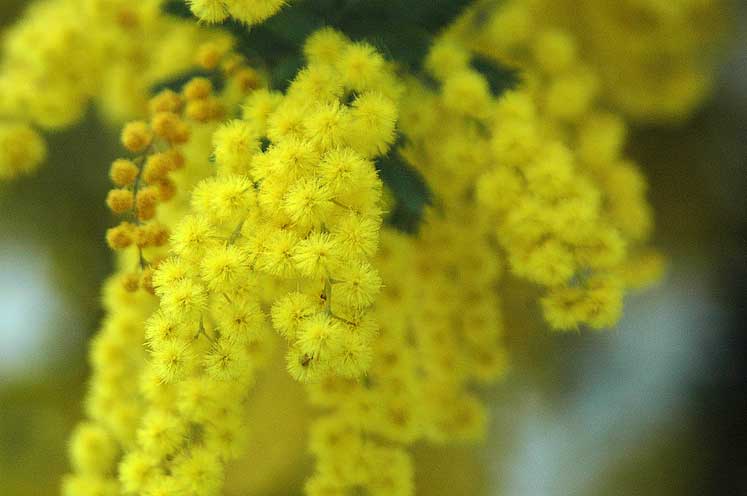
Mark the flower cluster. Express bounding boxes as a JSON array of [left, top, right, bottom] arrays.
[[455, 0, 726, 121], [65, 28, 401, 496], [546, 0, 727, 121], [63, 273, 158, 496], [0, 0, 715, 495], [421, 2, 667, 331], [305, 216, 508, 494], [63, 45, 264, 496], [0, 0, 229, 181], [105, 81, 231, 295], [256, 28, 400, 381]]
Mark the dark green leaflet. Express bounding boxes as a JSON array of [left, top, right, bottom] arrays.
[[375, 140, 432, 234]]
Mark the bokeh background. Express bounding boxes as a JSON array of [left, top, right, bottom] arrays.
[[0, 1, 745, 494]]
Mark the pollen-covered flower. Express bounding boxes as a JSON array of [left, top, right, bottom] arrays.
[[225, 0, 288, 25], [171, 215, 217, 259], [151, 340, 198, 383], [136, 410, 186, 458], [293, 232, 341, 278], [212, 120, 260, 175], [187, 0, 229, 23], [332, 261, 382, 310], [0, 122, 47, 179], [203, 337, 252, 380], [271, 292, 317, 340], [160, 278, 208, 321], [283, 178, 334, 230], [200, 244, 249, 292]]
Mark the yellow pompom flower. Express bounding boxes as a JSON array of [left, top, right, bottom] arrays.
[[119, 452, 160, 494], [442, 69, 492, 118], [0, 122, 47, 179], [241, 89, 283, 134], [330, 212, 381, 258], [136, 410, 186, 458], [293, 232, 341, 278], [106, 189, 135, 214], [256, 229, 300, 278], [160, 278, 208, 322], [170, 447, 223, 495], [345, 91, 399, 157], [106, 222, 137, 250], [171, 215, 217, 259], [265, 99, 307, 143], [200, 244, 249, 291], [336, 42, 387, 93], [192, 174, 256, 224], [271, 292, 317, 340], [303, 27, 349, 65], [212, 120, 260, 175], [145, 311, 191, 346], [297, 313, 342, 358], [152, 257, 192, 295], [68, 423, 118, 476], [109, 158, 140, 187], [283, 177, 335, 230], [121, 121, 154, 153], [203, 337, 252, 380], [187, 0, 229, 23], [214, 295, 265, 344], [288, 65, 345, 103], [334, 330, 374, 378], [302, 101, 352, 151], [151, 340, 198, 383], [286, 346, 323, 383], [332, 261, 382, 310], [316, 147, 369, 193]]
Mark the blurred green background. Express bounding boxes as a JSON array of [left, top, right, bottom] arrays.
[[1, 1, 745, 495]]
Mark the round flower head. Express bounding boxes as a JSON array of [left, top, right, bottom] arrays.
[[200, 244, 250, 292], [213, 120, 260, 175], [293, 232, 341, 278], [332, 261, 382, 310], [188, 0, 230, 23], [0, 122, 47, 179], [225, 0, 287, 24]]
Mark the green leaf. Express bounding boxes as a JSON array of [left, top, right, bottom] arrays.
[[471, 55, 521, 96], [161, 0, 193, 19], [376, 142, 432, 234]]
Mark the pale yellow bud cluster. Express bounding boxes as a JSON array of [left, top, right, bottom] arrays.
[[104, 77, 239, 295]]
